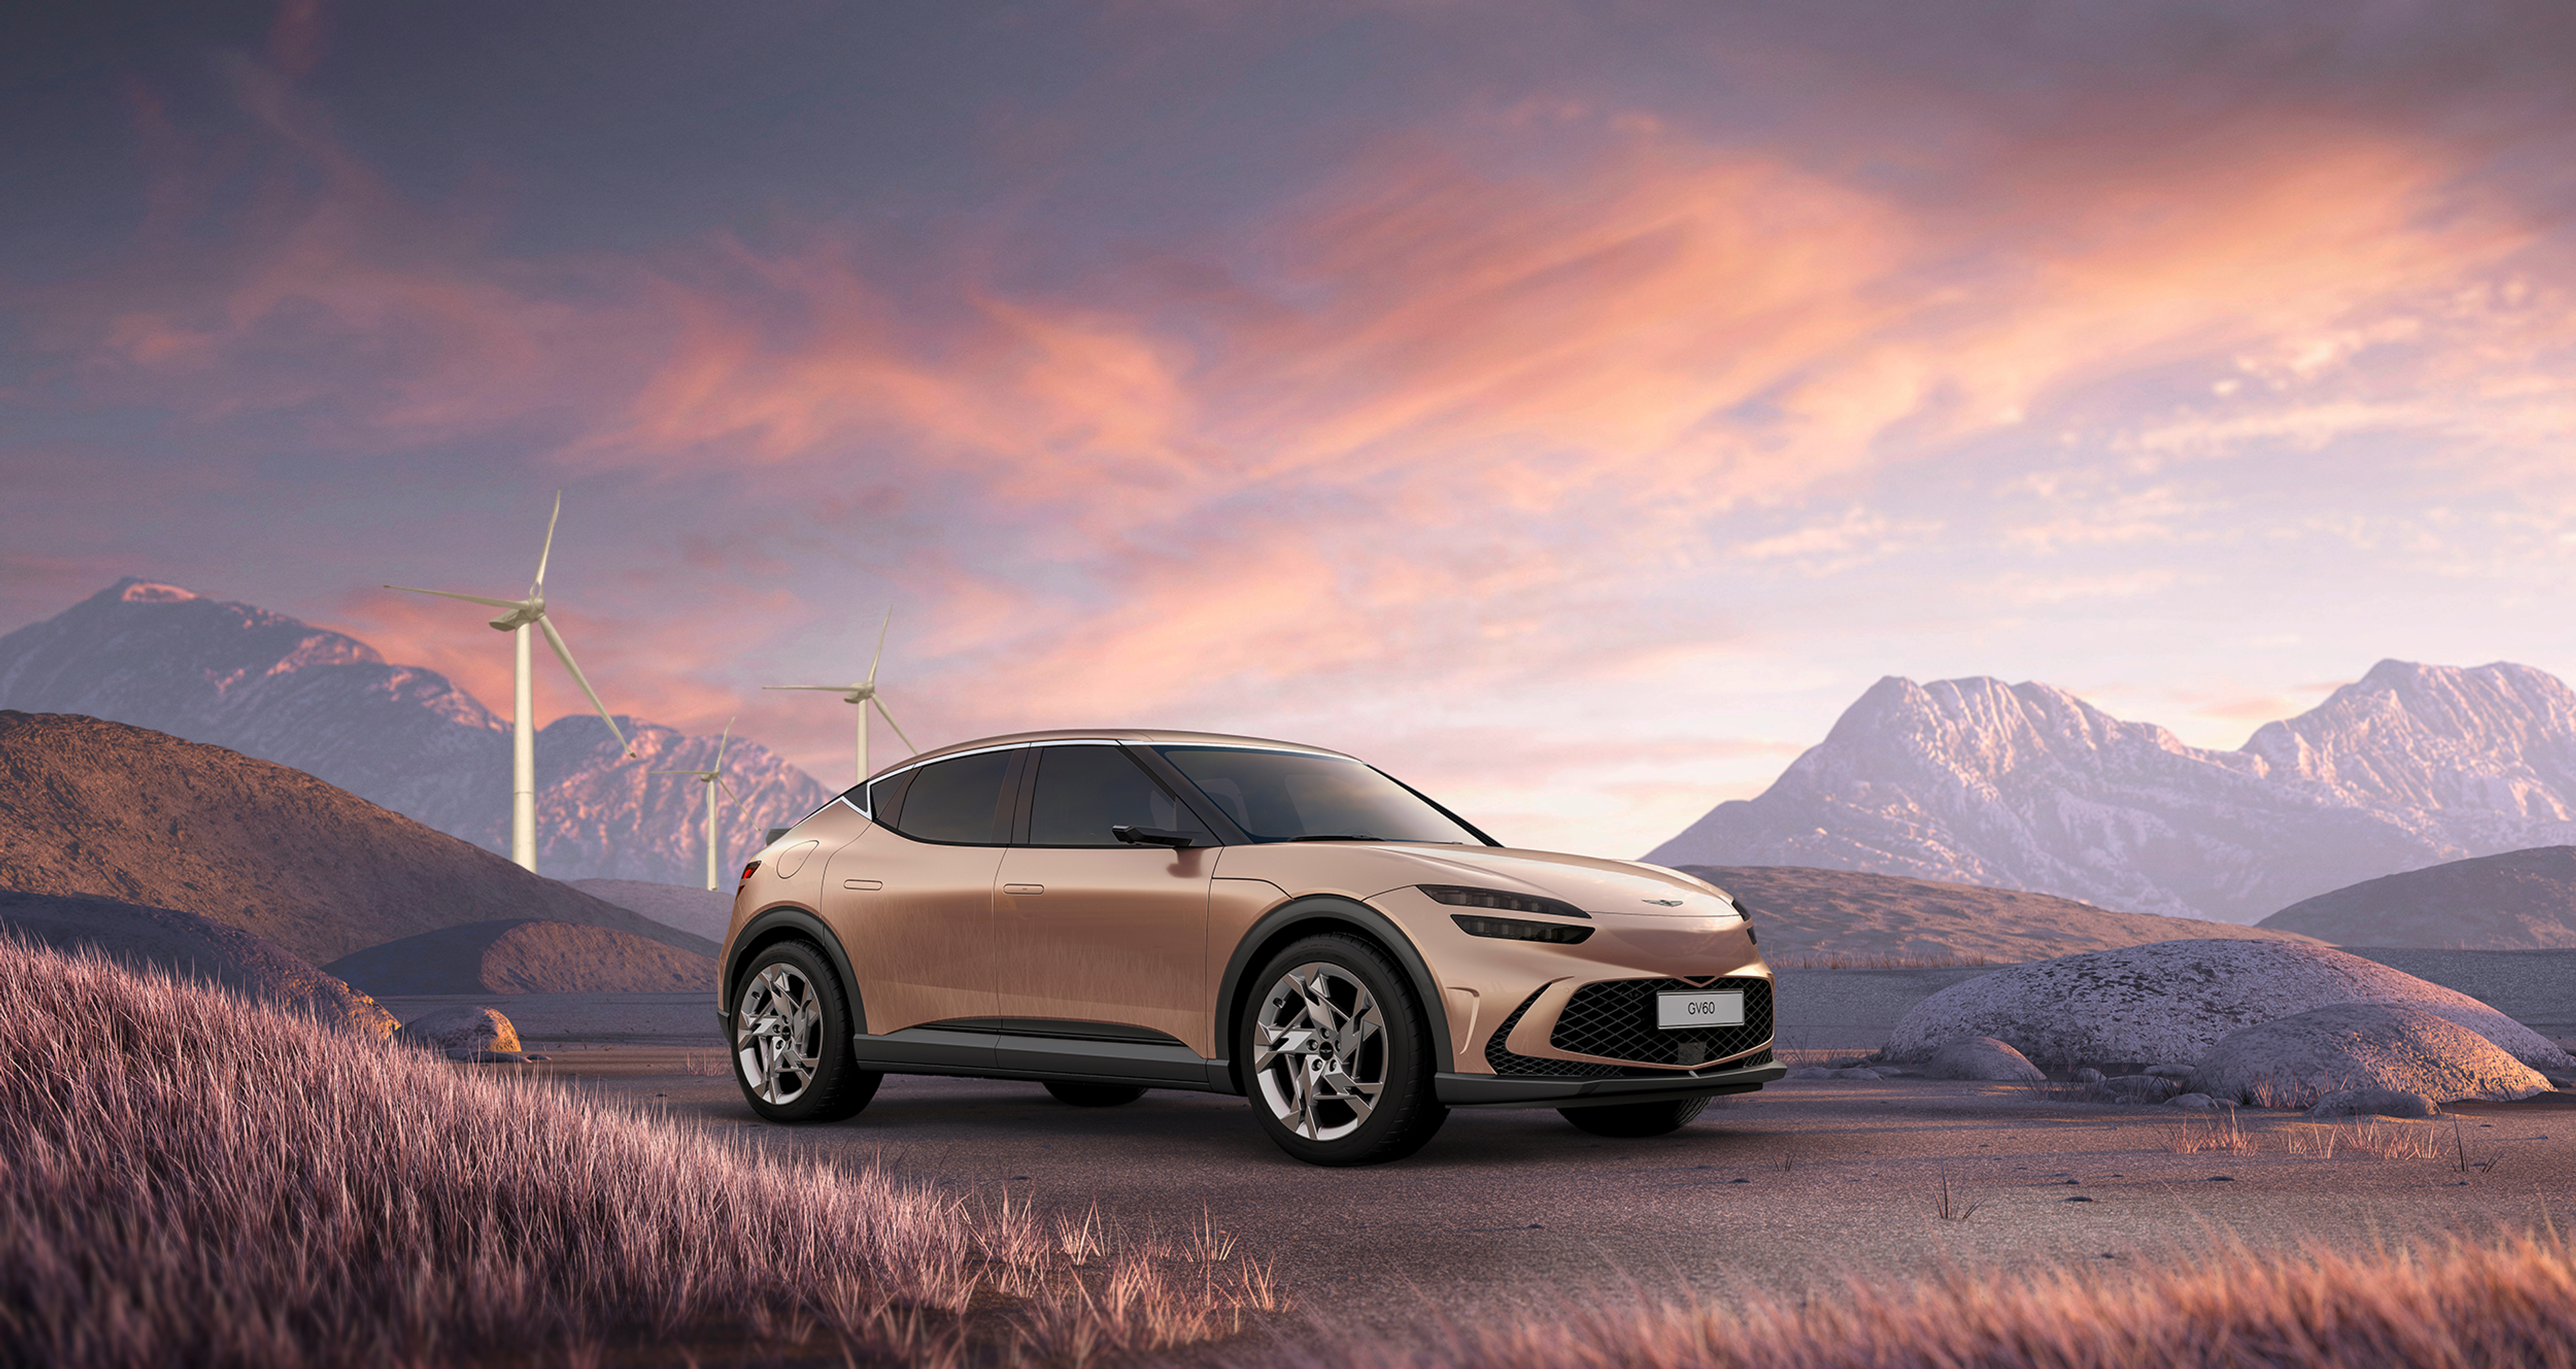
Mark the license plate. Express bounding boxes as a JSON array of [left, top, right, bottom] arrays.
[[1657, 990, 1744, 1029]]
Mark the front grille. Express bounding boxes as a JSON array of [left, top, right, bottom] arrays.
[[1482, 979, 1774, 1077]]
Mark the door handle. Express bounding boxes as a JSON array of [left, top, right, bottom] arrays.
[[1002, 883, 1045, 895], [842, 879, 882, 891]]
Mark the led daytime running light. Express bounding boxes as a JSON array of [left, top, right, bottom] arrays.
[[1450, 914, 1593, 944]]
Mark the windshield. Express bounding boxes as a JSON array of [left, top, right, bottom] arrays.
[[1154, 747, 1485, 844]]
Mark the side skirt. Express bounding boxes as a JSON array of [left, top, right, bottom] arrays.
[[847, 1026, 1226, 1092]]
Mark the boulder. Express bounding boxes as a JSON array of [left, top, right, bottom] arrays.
[[396, 1005, 521, 1054], [1921, 1036, 2045, 1082], [2165, 1093, 2220, 1109], [1886, 940, 2574, 1071], [2187, 1003, 2548, 1107], [2308, 1088, 2440, 1119]]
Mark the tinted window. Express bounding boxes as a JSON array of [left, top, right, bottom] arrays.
[[884, 751, 1014, 844], [1026, 745, 1200, 846], [1155, 747, 1482, 844]]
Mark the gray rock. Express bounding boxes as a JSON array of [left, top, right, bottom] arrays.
[[1922, 1036, 2045, 1082], [2307, 1088, 2440, 1119], [2100, 1074, 2183, 1100], [397, 1005, 522, 1054], [2188, 1003, 2549, 1106], [2074, 1067, 2106, 1083], [2145, 1064, 2196, 1079], [2165, 1093, 2218, 1109], [1886, 940, 2574, 1071]]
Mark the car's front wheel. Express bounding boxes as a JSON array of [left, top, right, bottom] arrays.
[[1240, 934, 1447, 1166], [1558, 1096, 1710, 1138], [733, 939, 880, 1123]]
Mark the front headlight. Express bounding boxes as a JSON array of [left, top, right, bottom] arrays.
[[1419, 884, 1589, 920], [1448, 914, 1593, 944]]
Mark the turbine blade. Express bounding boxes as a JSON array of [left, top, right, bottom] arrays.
[[864, 606, 893, 688], [761, 684, 859, 692], [714, 714, 735, 769], [532, 490, 562, 596], [539, 616, 632, 757], [385, 586, 527, 611], [718, 777, 741, 804], [871, 695, 918, 755]]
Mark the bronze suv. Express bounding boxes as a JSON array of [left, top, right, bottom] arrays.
[[719, 730, 1781, 1165]]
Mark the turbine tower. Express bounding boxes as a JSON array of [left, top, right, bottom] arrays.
[[386, 491, 634, 872], [763, 607, 917, 787], [652, 716, 739, 891]]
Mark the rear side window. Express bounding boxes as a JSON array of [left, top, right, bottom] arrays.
[[1026, 745, 1201, 846], [880, 751, 1015, 844]]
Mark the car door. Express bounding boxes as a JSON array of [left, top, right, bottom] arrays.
[[820, 747, 1021, 1040], [991, 742, 1218, 1055]]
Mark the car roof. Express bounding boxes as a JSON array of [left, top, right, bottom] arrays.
[[875, 728, 1355, 781]]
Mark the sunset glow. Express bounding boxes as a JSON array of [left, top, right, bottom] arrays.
[[9, 1, 2576, 859]]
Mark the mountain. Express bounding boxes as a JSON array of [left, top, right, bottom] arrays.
[[1648, 661, 2576, 925], [0, 711, 717, 965], [572, 878, 738, 944], [2258, 846, 2576, 949], [1684, 865, 2321, 963], [0, 579, 833, 883]]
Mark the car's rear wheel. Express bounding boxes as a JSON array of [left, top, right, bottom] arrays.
[[1558, 1096, 1710, 1138], [1240, 934, 1446, 1166], [733, 940, 880, 1123], [1044, 1081, 1146, 1107]]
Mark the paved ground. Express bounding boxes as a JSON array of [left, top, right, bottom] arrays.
[[415, 949, 2576, 1337], [525, 1057, 2575, 1335]]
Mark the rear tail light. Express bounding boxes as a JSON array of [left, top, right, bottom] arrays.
[[739, 861, 761, 883]]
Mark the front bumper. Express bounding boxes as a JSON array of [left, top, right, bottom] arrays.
[[1435, 1055, 1788, 1109]]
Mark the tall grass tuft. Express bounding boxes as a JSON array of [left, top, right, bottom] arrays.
[[1308, 1232, 2576, 1369], [0, 938, 1275, 1367]]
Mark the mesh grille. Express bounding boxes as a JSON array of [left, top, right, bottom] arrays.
[[1552, 977, 1773, 1069], [1481, 979, 1774, 1077], [1485, 987, 1621, 1078]]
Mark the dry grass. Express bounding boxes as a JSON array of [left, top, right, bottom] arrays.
[[1307, 1231, 2576, 1369], [0, 938, 1279, 1368], [2160, 1111, 2486, 1166]]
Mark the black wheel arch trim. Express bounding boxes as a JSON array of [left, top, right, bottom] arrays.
[[1210, 893, 1454, 1096], [720, 905, 865, 1033]]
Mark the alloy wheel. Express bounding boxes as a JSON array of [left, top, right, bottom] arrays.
[[1251, 961, 1387, 1142], [736, 962, 824, 1105]]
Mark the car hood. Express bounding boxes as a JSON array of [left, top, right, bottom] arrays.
[[1342, 844, 1744, 919]]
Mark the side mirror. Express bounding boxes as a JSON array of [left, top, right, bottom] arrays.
[[1112, 824, 1199, 850], [763, 827, 790, 845]]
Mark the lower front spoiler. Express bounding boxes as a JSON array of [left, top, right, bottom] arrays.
[[1436, 1058, 1789, 1109]]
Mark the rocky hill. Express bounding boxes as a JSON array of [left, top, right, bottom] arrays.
[[572, 879, 738, 945], [1685, 865, 2322, 963], [0, 579, 833, 883], [1649, 661, 2576, 924], [0, 889, 398, 1037], [0, 711, 718, 965], [2258, 846, 2576, 949], [325, 920, 716, 995]]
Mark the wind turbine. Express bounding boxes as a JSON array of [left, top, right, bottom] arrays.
[[385, 490, 634, 873], [763, 608, 918, 787], [653, 716, 739, 891]]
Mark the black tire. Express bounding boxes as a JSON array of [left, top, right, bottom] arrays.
[[1044, 1081, 1147, 1107], [1558, 1096, 1710, 1138], [731, 939, 880, 1124], [1239, 933, 1448, 1166]]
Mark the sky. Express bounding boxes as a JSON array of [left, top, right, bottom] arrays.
[[7, 1, 2576, 860]]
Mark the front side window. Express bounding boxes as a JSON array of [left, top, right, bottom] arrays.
[[1026, 745, 1201, 846], [1155, 747, 1483, 844], [880, 750, 1015, 844]]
